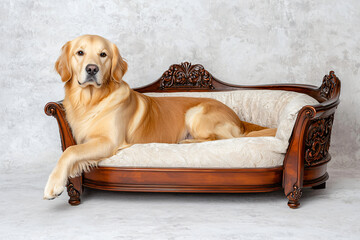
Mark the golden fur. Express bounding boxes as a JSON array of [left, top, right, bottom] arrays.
[[44, 35, 276, 200]]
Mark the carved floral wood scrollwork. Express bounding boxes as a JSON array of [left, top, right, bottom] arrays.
[[287, 185, 302, 208], [320, 71, 337, 99], [67, 182, 81, 205], [45, 104, 57, 117], [304, 114, 334, 167], [159, 62, 215, 89], [287, 185, 302, 201]]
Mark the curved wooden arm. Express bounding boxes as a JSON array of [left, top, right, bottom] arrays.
[[45, 101, 81, 205], [283, 71, 341, 206], [283, 106, 314, 198], [44, 101, 76, 151]]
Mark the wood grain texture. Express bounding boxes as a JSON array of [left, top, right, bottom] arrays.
[[44, 63, 341, 208], [44, 101, 76, 151], [83, 167, 283, 193]]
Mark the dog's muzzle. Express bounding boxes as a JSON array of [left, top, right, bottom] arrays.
[[86, 64, 99, 76], [78, 64, 101, 86]]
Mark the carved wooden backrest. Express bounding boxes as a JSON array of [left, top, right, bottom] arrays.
[[135, 63, 341, 170], [159, 62, 215, 90], [134, 62, 227, 92], [134, 62, 338, 104]]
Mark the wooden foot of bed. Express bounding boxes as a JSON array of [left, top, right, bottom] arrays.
[[286, 185, 302, 209], [67, 176, 83, 206], [312, 182, 326, 189], [287, 199, 300, 209]]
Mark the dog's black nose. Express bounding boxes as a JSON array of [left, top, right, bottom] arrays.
[[86, 64, 99, 76]]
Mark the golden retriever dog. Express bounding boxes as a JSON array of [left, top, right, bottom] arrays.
[[44, 35, 276, 200]]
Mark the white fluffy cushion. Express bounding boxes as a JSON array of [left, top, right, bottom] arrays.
[[99, 90, 318, 168]]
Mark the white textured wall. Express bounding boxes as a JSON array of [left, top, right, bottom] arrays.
[[1, 0, 359, 171]]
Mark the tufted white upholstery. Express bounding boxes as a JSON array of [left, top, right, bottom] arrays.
[[99, 90, 318, 168]]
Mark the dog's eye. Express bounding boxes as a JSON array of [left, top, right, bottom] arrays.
[[100, 52, 107, 58], [77, 50, 84, 56]]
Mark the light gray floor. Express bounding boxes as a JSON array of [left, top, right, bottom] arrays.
[[1, 167, 359, 240]]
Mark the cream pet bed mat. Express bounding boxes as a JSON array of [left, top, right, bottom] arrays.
[[99, 90, 318, 168]]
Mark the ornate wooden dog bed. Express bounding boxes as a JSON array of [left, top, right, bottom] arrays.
[[45, 62, 341, 208]]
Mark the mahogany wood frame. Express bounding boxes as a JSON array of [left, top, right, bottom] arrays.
[[45, 62, 341, 208]]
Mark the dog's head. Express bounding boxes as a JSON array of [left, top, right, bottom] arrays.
[[55, 35, 128, 88]]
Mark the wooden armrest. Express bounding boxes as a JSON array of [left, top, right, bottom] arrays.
[[283, 71, 341, 204], [45, 101, 81, 205], [44, 101, 76, 151]]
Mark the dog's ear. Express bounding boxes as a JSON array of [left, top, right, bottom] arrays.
[[55, 41, 72, 82], [111, 43, 128, 83]]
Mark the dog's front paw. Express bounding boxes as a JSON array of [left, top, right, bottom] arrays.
[[43, 174, 66, 200]]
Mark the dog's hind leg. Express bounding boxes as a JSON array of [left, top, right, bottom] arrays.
[[241, 121, 277, 137], [184, 103, 244, 143], [179, 138, 216, 144], [245, 128, 277, 137]]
